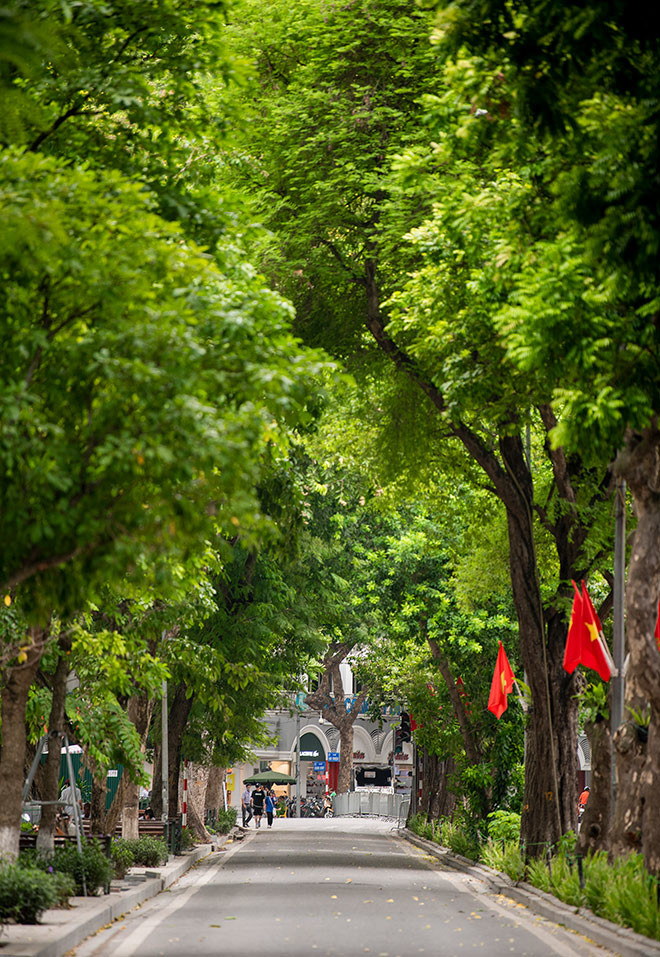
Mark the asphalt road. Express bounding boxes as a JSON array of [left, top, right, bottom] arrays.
[[74, 818, 613, 957]]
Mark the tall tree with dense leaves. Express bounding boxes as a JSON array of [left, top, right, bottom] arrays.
[[436, 0, 660, 871], [223, 0, 615, 851]]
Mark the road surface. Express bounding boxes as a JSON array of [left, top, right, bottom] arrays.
[[74, 817, 613, 956]]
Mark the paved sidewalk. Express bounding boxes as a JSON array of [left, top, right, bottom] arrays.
[[0, 837, 235, 957], [403, 829, 660, 957]]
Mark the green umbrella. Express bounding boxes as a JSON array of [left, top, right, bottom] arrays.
[[243, 770, 296, 785]]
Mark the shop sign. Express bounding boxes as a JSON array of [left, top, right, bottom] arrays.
[[299, 732, 326, 761]]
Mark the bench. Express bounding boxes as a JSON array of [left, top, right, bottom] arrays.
[[20, 818, 181, 855]]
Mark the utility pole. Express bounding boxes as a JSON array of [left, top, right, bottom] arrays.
[[161, 676, 169, 822], [295, 706, 302, 818]]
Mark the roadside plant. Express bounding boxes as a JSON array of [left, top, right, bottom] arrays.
[[440, 819, 480, 862], [481, 840, 526, 883], [110, 839, 135, 879], [123, 837, 169, 867], [49, 870, 76, 908], [0, 863, 56, 923], [487, 810, 521, 844], [52, 840, 112, 896], [179, 829, 195, 852], [214, 808, 237, 834]]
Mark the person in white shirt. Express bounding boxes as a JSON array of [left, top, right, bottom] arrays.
[[241, 785, 253, 827], [60, 778, 82, 834]]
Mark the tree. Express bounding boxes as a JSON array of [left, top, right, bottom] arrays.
[[0, 152, 321, 858], [437, 0, 660, 871], [222, 0, 615, 851]]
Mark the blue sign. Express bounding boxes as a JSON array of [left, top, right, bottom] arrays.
[[313, 761, 326, 772], [327, 752, 340, 763]]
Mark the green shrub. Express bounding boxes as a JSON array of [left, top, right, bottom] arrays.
[[0, 864, 56, 923], [408, 812, 438, 842], [132, 837, 168, 867], [111, 839, 136, 878], [525, 855, 551, 893], [487, 810, 521, 844], [440, 819, 480, 861], [408, 813, 426, 838], [179, 828, 195, 852], [215, 808, 237, 834], [52, 839, 113, 896], [49, 870, 76, 908], [605, 853, 660, 940], [481, 840, 526, 882]]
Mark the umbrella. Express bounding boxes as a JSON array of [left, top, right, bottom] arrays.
[[243, 770, 296, 785]]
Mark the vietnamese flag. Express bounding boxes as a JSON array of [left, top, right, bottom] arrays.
[[488, 641, 515, 719], [655, 598, 660, 653], [580, 582, 612, 681], [563, 580, 613, 680], [562, 580, 584, 674]]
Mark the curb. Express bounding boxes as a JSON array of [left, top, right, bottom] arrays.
[[402, 829, 660, 957], [0, 840, 230, 957]]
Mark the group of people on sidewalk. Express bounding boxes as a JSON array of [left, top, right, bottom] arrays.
[[241, 784, 277, 828]]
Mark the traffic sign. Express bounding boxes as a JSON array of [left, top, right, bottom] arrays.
[[327, 751, 340, 762]]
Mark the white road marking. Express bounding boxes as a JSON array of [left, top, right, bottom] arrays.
[[110, 839, 249, 957]]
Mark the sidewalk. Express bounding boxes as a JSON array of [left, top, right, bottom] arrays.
[[0, 835, 234, 957], [402, 829, 660, 957]]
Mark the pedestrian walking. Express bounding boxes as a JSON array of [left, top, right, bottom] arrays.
[[241, 784, 253, 827], [252, 784, 265, 827], [265, 789, 276, 828]]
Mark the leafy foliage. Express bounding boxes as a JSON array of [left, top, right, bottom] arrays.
[[51, 839, 113, 896], [0, 863, 57, 923]]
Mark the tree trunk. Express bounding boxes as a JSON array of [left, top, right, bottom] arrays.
[[122, 693, 154, 840], [0, 628, 46, 860], [425, 755, 457, 822], [305, 644, 367, 794], [150, 681, 193, 820], [205, 765, 224, 817], [610, 429, 660, 872], [338, 724, 356, 793], [36, 642, 70, 852], [105, 772, 125, 834], [578, 717, 611, 855], [497, 435, 579, 853], [364, 292, 588, 854], [89, 764, 108, 834], [185, 763, 212, 842]]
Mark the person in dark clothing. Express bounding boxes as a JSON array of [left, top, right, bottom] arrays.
[[251, 785, 265, 827]]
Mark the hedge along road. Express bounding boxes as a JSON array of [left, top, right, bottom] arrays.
[[73, 818, 612, 957]]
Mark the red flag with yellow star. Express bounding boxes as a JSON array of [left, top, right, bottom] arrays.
[[562, 580, 584, 674], [580, 582, 613, 681], [488, 641, 515, 719]]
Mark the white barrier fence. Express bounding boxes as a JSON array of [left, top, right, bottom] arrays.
[[333, 791, 410, 822]]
